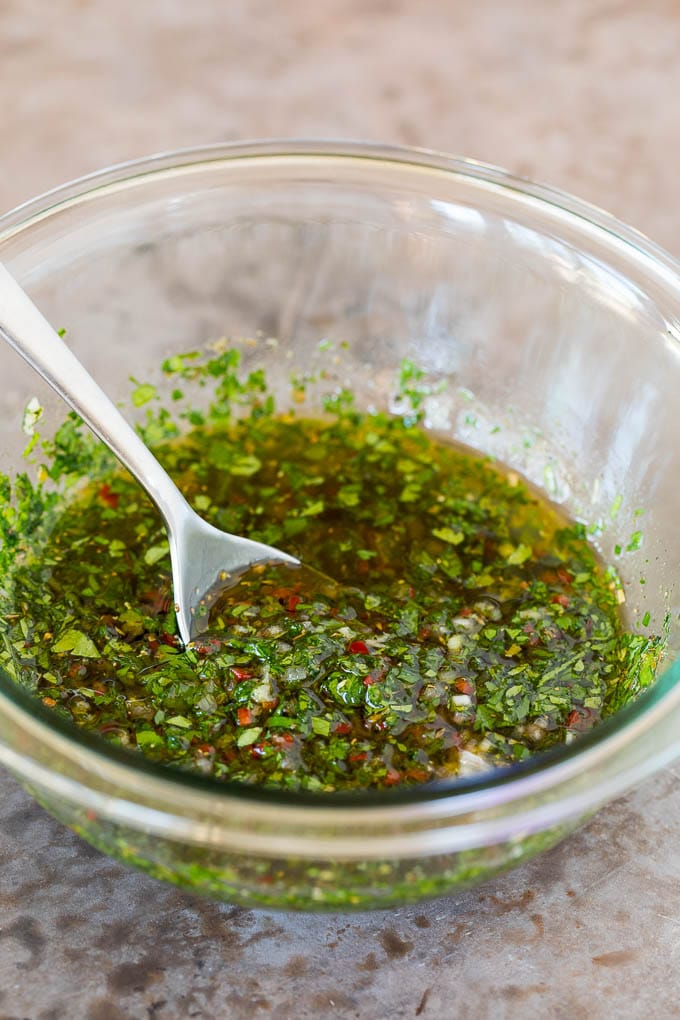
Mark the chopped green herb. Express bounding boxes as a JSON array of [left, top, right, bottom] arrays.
[[609, 494, 623, 520], [0, 348, 663, 793], [626, 531, 643, 552], [237, 727, 263, 748], [131, 382, 157, 407], [52, 629, 99, 658]]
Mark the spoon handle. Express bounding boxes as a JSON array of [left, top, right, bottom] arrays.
[[0, 263, 190, 530]]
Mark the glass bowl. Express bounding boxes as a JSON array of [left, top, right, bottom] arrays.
[[1, 141, 679, 910]]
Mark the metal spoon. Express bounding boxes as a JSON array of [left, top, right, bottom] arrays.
[[0, 262, 303, 645]]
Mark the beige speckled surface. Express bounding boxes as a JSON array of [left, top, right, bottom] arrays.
[[1, 2, 680, 1018]]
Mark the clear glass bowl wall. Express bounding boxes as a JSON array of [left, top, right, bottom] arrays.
[[0, 143, 679, 909]]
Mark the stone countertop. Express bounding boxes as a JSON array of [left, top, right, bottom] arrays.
[[1, 1, 680, 1017]]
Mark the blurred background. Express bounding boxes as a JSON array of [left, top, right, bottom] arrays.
[[2, 0, 679, 252], [2, 2, 680, 1018]]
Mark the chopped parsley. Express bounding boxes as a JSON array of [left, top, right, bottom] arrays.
[[0, 347, 663, 792]]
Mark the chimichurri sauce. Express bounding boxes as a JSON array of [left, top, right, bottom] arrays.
[[0, 350, 661, 791]]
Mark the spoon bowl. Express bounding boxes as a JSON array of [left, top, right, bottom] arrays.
[[0, 262, 301, 645]]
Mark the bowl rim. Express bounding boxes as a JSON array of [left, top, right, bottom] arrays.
[[3, 137, 680, 279], [1, 138, 679, 829]]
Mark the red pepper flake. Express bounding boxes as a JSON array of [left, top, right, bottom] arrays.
[[384, 767, 401, 786], [370, 718, 389, 733], [160, 631, 179, 647], [406, 767, 430, 783], [42, 696, 57, 707], [362, 675, 375, 686], [566, 707, 599, 732], [193, 637, 222, 655], [551, 593, 570, 608], [272, 732, 295, 747], [98, 483, 119, 509], [408, 586, 416, 599], [147, 636, 159, 652], [196, 743, 215, 755], [85, 808, 98, 822], [348, 751, 368, 763], [230, 666, 254, 681], [556, 568, 573, 585], [459, 607, 473, 617], [237, 707, 253, 726], [454, 678, 474, 695], [348, 640, 369, 655], [271, 587, 303, 612], [250, 742, 267, 758], [334, 722, 352, 736]]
